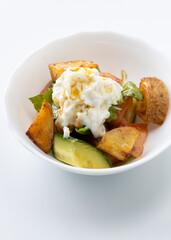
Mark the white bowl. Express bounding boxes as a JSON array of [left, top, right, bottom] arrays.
[[4, 31, 171, 175]]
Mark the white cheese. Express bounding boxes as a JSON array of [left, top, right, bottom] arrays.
[[52, 67, 123, 138]]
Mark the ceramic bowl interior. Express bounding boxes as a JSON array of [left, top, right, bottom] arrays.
[[5, 32, 171, 175]]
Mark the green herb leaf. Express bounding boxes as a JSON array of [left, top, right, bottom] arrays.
[[97, 66, 100, 72], [120, 70, 127, 86], [29, 89, 53, 112], [29, 87, 60, 121], [42, 89, 53, 104], [106, 106, 121, 122], [122, 81, 143, 101], [75, 127, 91, 135]]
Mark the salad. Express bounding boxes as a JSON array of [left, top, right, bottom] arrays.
[[26, 60, 169, 169]]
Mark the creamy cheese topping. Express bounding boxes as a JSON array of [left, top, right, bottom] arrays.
[[52, 67, 123, 138]]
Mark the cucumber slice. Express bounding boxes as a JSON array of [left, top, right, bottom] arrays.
[[53, 134, 111, 169]]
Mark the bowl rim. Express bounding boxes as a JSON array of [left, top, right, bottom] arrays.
[[4, 30, 171, 175]]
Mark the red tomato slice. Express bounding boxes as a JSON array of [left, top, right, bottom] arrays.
[[99, 72, 122, 83], [40, 80, 52, 94], [107, 97, 133, 129]]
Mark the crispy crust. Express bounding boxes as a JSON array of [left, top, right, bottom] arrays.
[[48, 60, 98, 82], [136, 77, 169, 125], [26, 100, 54, 153]]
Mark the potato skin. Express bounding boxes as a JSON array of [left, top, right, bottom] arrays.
[[26, 100, 54, 153], [136, 77, 169, 125], [49, 60, 98, 82]]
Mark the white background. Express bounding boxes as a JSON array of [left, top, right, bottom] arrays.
[[1, 0, 171, 239]]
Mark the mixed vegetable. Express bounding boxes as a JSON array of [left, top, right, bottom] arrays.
[[26, 60, 169, 169]]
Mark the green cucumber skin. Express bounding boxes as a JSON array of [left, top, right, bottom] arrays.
[[53, 134, 111, 169]]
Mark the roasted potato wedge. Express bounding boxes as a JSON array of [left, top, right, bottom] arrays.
[[136, 77, 169, 125], [49, 60, 98, 82], [97, 127, 147, 161], [26, 100, 54, 153]]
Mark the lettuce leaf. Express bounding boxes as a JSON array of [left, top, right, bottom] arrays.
[[106, 106, 121, 122], [122, 81, 143, 101], [29, 88, 59, 119], [29, 89, 53, 112]]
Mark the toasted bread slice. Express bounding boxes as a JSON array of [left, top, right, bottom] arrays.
[[49, 60, 98, 81]]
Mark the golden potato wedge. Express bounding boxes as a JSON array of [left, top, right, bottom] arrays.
[[26, 100, 54, 153], [136, 77, 169, 125], [97, 127, 142, 161], [49, 60, 98, 81]]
